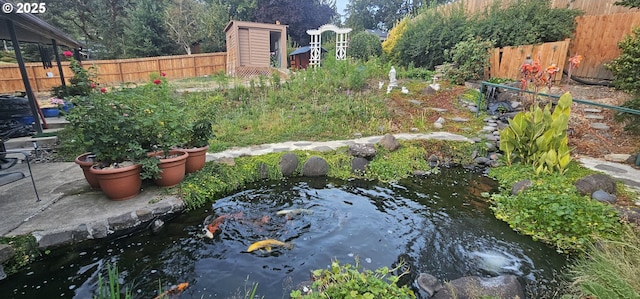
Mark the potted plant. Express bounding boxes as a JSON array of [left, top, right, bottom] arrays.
[[182, 119, 214, 173], [139, 74, 190, 187], [66, 88, 147, 200]]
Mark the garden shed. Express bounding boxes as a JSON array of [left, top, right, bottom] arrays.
[[289, 46, 327, 70], [224, 20, 288, 77]]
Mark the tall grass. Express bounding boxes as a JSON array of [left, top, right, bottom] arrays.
[[569, 225, 640, 299], [94, 263, 132, 299]]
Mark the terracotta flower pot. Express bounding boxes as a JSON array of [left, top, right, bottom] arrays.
[[74, 153, 100, 190], [182, 145, 209, 173], [150, 150, 189, 187], [89, 163, 142, 200]]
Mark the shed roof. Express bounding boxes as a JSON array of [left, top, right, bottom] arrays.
[[224, 20, 288, 33], [0, 0, 83, 48], [289, 46, 327, 56]]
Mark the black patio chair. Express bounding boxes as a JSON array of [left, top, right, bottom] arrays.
[[0, 128, 39, 201]]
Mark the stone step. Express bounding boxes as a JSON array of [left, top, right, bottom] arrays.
[[590, 123, 610, 131], [584, 108, 602, 113], [4, 130, 61, 150], [584, 114, 605, 120], [40, 117, 69, 129]]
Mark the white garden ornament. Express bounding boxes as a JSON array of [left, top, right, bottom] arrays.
[[306, 24, 352, 67]]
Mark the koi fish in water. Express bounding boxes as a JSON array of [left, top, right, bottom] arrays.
[[203, 212, 243, 239], [246, 239, 294, 252], [153, 282, 188, 299]]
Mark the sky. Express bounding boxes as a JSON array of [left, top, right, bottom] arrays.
[[336, 0, 348, 16]]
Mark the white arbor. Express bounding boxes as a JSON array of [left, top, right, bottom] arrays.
[[306, 24, 352, 67]]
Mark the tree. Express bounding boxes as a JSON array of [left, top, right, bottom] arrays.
[[210, 0, 258, 21], [348, 31, 382, 60], [124, 0, 178, 57], [40, 0, 134, 59], [252, 0, 336, 45], [344, 0, 446, 31], [199, 0, 231, 53], [164, 0, 211, 55]]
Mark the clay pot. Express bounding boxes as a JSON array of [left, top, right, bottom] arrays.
[[182, 145, 209, 173], [74, 153, 100, 190], [149, 150, 189, 187], [89, 163, 142, 200]]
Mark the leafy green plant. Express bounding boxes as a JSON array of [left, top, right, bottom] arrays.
[[65, 89, 147, 166], [185, 119, 214, 148], [52, 52, 99, 99], [568, 225, 640, 298], [0, 235, 40, 276], [489, 162, 622, 252], [499, 92, 572, 174], [290, 259, 415, 299], [445, 36, 494, 84], [606, 26, 640, 135], [349, 31, 383, 61]]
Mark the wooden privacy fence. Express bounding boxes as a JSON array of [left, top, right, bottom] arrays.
[[489, 40, 570, 81], [0, 52, 226, 93], [570, 12, 640, 80], [438, 0, 639, 16]]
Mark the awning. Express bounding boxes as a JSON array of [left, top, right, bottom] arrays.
[[0, 0, 83, 48]]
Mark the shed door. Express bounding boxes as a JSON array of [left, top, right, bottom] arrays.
[[238, 28, 249, 66], [249, 28, 270, 66]]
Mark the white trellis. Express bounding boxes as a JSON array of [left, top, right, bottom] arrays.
[[306, 24, 352, 67]]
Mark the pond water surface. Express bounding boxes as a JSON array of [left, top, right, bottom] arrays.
[[0, 168, 569, 298]]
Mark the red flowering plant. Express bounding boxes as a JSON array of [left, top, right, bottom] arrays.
[[52, 49, 98, 100], [519, 54, 559, 107], [65, 73, 187, 179]]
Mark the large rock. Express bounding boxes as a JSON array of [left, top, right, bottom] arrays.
[[575, 174, 617, 196], [432, 275, 524, 299], [302, 156, 329, 177], [417, 273, 443, 297], [511, 180, 532, 195], [592, 189, 617, 204], [0, 244, 15, 264], [379, 134, 401, 152], [348, 143, 377, 160], [258, 162, 269, 179], [279, 153, 299, 177], [351, 157, 369, 175]]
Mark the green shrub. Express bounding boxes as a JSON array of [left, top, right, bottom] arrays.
[[607, 26, 640, 134], [489, 163, 622, 252], [445, 36, 494, 84], [349, 31, 383, 61], [499, 92, 572, 174], [469, 0, 582, 48], [290, 259, 415, 299], [614, 97, 640, 134], [396, 5, 470, 69], [382, 16, 409, 62]]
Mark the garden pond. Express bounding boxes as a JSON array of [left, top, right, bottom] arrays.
[[0, 168, 569, 298]]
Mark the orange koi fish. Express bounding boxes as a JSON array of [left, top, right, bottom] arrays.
[[153, 282, 188, 299], [203, 212, 243, 239]]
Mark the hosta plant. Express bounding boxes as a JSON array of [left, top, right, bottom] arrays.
[[499, 92, 572, 174]]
